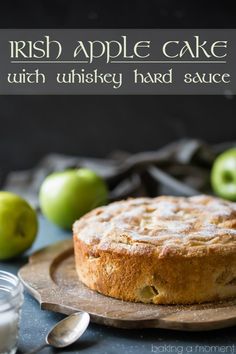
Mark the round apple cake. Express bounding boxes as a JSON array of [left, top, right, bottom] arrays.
[[73, 195, 236, 304]]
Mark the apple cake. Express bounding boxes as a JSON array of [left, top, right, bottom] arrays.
[[73, 195, 236, 304]]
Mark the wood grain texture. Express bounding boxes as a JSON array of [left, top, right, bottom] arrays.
[[18, 240, 236, 331]]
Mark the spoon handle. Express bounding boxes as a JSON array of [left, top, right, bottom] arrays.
[[24, 343, 49, 354]]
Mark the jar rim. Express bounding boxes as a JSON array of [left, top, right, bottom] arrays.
[[0, 270, 24, 312]]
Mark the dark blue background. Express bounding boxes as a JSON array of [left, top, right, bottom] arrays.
[[0, 1, 236, 182]]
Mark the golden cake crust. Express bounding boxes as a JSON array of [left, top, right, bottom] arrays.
[[73, 195, 236, 304]]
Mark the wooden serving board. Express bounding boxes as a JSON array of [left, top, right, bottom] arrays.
[[19, 240, 236, 331]]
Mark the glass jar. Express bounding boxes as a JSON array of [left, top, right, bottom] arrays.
[[0, 271, 24, 354]]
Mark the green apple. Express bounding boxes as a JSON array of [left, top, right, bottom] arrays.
[[0, 192, 38, 260], [211, 148, 236, 201], [39, 168, 108, 229]]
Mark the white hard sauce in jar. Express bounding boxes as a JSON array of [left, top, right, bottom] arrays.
[[0, 271, 24, 354]]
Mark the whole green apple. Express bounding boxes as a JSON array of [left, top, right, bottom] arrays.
[[0, 192, 38, 260], [211, 148, 236, 201], [39, 168, 108, 229]]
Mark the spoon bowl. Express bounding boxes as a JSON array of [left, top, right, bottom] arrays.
[[26, 311, 90, 354], [47, 312, 90, 348]]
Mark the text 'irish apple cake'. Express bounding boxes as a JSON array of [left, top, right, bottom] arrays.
[[73, 195, 236, 304]]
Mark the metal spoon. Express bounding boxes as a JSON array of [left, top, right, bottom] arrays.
[[26, 311, 90, 353]]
